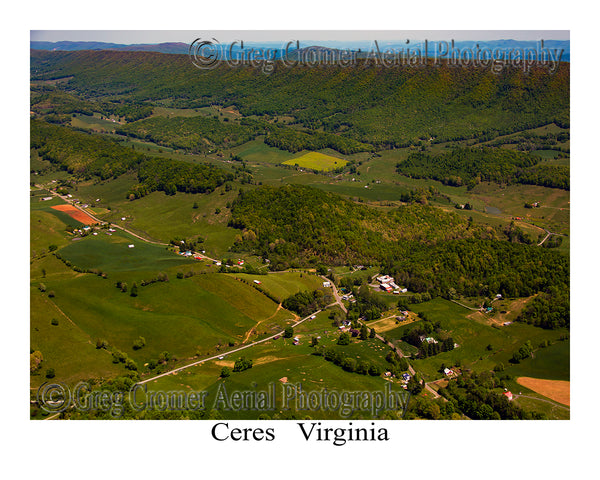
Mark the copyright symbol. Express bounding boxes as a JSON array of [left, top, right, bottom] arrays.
[[37, 382, 71, 413], [189, 38, 221, 70]]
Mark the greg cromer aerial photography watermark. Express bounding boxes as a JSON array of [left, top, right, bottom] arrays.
[[36, 381, 411, 419], [189, 38, 565, 74]]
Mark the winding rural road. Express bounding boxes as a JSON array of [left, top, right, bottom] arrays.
[[323, 276, 441, 398], [40, 182, 440, 400], [138, 309, 322, 385], [39, 184, 225, 263]]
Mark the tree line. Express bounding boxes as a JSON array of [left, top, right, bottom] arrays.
[[31, 119, 233, 198], [396, 147, 569, 190]]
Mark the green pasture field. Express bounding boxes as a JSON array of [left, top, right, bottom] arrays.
[[307, 180, 412, 202], [474, 123, 569, 147], [71, 173, 138, 207], [30, 151, 71, 182], [36, 270, 290, 377], [255, 164, 331, 185], [227, 271, 325, 303], [152, 106, 207, 118], [283, 152, 348, 172], [71, 113, 119, 132], [507, 339, 570, 381], [331, 266, 378, 277], [73, 187, 241, 256], [115, 136, 176, 155], [30, 247, 80, 284], [30, 290, 125, 388], [230, 138, 299, 164], [30, 210, 72, 255], [57, 229, 193, 275], [511, 394, 569, 420], [382, 298, 568, 382], [147, 323, 408, 419], [538, 152, 570, 165], [30, 195, 65, 209]]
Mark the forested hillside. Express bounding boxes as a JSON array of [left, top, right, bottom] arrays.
[[31, 120, 232, 196], [31, 119, 145, 179], [30, 50, 570, 147], [228, 184, 493, 266], [30, 88, 154, 122], [396, 147, 569, 190], [116, 116, 261, 152], [228, 184, 569, 309]]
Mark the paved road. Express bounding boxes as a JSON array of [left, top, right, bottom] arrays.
[[40, 185, 225, 264], [323, 277, 440, 398], [41, 185, 168, 244], [138, 309, 322, 385]]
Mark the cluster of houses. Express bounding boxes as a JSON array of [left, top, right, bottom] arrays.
[[72, 225, 97, 237], [376, 275, 407, 294], [337, 319, 352, 332], [383, 371, 412, 389], [419, 335, 438, 344], [341, 293, 355, 303]]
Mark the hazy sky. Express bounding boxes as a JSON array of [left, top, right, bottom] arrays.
[[31, 30, 570, 45]]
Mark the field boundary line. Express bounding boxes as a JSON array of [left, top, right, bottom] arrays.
[[138, 309, 322, 385]]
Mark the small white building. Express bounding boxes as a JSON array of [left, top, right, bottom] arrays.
[[128, 244, 135, 248], [376, 275, 394, 284], [322, 281, 331, 288]]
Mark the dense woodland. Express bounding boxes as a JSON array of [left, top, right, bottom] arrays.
[[516, 287, 570, 329], [263, 124, 372, 154], [129, 157, 233, 198], [30, 88, 154, 122], [30, 120, 232, 197], [396, 147, 569, 190], [230, 184, 569, 321], [438, 371, 547, 420], [31, 119, 145, 179], [116, 116, 261, 153], [228, 184, 494, 267], [30, 50, 569, 148]]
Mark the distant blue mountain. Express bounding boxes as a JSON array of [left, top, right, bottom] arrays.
[[31, 38, 570, 62], [30, 41, 191, 54]]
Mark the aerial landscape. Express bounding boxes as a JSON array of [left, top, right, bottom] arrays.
[[29, 32, 570, 421]]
